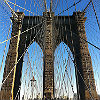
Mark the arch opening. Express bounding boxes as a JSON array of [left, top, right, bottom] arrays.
[[20, 41, 43, 100], [54, 42, 77, 99]]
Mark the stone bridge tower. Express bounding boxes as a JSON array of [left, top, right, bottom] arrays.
[[0, 11, 99, 100]]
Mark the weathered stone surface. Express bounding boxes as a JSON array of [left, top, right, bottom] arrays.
[[72, 12, 98, 100], [0, 11, 98, 100], [0, 12, 24, 100], [43, 12, 55, 99]]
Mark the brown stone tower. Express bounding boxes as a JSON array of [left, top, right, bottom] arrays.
[[72, 12, 99, 100], [0, 12, 24, 100], [0, 11, 99, 100], [43, 12, 55, 99]]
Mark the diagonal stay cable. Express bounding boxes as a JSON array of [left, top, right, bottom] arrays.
[[56, 24, 100, 50], [65, 59, 74, 94], [55, 24, 98, 99], [7, 0, 34, 14], [3, 0, 18, 18], [73, 32, 100, 50], [52, 0, 59, 12], [0, 0, 12, 16], [0, 19, 46, 44], [63, 42, 94, 100], [14, 24, 45, 100], [0, 22, 11, 73], [43, 0, 47, 13], [91, 0, 100, 30], [36, 0, 45, 11], [57, 0, 82, 15], [83, 0, 100, 30], [0, 20, 45, 89], [7, 0, 44, 15], [83, 0, 92, 12]]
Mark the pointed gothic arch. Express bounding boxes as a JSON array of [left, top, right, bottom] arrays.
[[20, 41, 44, 99], [54, 41, 77, 98], [0, 11, 99, 100]]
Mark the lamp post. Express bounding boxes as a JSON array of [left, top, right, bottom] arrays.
[[30, 76, 36, 100]]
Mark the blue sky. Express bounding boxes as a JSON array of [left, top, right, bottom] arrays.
[[0, 0, 100, 99]]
